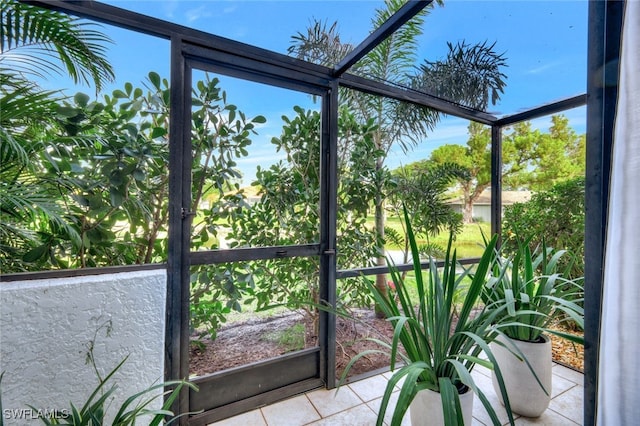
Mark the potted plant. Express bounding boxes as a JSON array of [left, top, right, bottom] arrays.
[[342, 208, 515, 426], [481, 236, 584, 417]]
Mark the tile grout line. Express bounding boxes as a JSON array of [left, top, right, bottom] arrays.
[[259, 407, 268, 426], [303, 393, 323, 424], [545, 407, 581, 425], [551, 382, 579, 400]]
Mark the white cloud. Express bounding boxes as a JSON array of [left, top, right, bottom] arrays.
[[526, 60, 566, 75], [185, 6, 212, 23], [222, 5, 236, 14], [183, 2, 237, 24], [161, 0, 179, 19]]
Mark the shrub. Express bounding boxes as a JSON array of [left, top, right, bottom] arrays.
[[502, 178, 584, 278]]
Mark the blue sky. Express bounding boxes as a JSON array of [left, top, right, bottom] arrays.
[[61, 1, 589, 183]]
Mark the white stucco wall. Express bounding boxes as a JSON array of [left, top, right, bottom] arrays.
[[0, 269, 167, 424]]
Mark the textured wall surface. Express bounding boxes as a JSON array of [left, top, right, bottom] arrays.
[[0, 269, 166, 424]]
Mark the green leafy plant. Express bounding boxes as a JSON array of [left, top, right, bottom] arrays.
[[2, 321, 200, 425], [502, 177, 585, 279], [342, 207, 514, 426], [30, 356, 196, 426], [482, 236, 585, 343]]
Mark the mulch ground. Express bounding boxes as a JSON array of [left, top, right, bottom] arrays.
[[549, 325, 584, 371], [189, 310, 584, 379]]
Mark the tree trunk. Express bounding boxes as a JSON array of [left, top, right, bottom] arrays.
[[374, 158, 388, 318], [462, 198, 474, 224]]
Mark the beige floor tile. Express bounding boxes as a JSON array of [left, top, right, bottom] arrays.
[[210, 368, 584, 426], [471, 418, 487, 426], [260, 395, 320, 426], [551, 372, 578, 398], [209, 409, 266, 426], [382, 370, 407, 390], [470, 371, 517, 426], [514, 409, 580, 425], [552, 364, 584, 386], [548, 385, 583, 425], [307, 404, 378, 426], [368, 390, 411, 426], [473, 363, 493, 379], [306, 386, 362, 417], [348, 374, 391, 402]]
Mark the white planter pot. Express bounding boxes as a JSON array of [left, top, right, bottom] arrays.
[[409, 387, 474, 425], [491, 334, 552, 417]]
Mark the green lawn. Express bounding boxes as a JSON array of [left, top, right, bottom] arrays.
[[382, 215, 491, 259]]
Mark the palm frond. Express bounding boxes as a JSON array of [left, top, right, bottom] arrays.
[[362, 0, 434, 82], [288, 19, 353, 67], [1, 0, 115, 91], [417, 40, 508, 110]]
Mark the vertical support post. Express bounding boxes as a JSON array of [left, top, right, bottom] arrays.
[[584, 1, 623, 424], [490, 125, 503, 245], [166, 36, 192, 422], [319, 80, 339, 389]]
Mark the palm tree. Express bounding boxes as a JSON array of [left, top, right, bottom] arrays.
[[289, 0, 507, 309], [1, 0, 114, 271]]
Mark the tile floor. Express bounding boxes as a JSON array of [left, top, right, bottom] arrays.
[[210, 363, 584, 426]]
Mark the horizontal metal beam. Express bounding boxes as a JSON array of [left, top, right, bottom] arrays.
[[339, 73, 498, 125], [21, 0, 332, 84], [190, 348, 320, 411], [22, 1, 585, 129], [189, 348, 321, 424], [0, 263, 165, 282], [333, 0, 433, 77], [190, 244, 321, 265], [337, 257, 481, 280], [184, 43, 331, 94], [189, 377, 323, 425], [495, 94, 587, 127]]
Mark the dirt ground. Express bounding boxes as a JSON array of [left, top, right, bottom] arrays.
[[189, 309, 397, 378], [189, 309, 584, 379]]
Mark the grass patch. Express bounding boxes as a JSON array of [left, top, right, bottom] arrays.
[[224, 301, 291, 324], [383, 216, 491, 258], [262, 323, 306, 352]]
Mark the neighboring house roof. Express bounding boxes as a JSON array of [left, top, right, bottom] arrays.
[[446, 189, 532, 206]]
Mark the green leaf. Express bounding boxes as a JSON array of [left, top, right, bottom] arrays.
[[56, 106, 79, 118], [113, 89, 128, 98], [110, 187, 125, 207], [109, 170, 124, 186], [74, 92, 90, 107], [23, 244, 48, 262], [88, 194, 104, 210], [87, 228, 103, 243], [151, 127, 167, 139], [133, 169, 146, 181], [149, 72, 161, 89]]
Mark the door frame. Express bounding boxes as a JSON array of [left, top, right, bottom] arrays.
[[166, 37, 339, 424]]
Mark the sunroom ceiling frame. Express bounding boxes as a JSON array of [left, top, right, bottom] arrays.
[[22, 0, 514, 124], [332, 0, 433, 77]]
